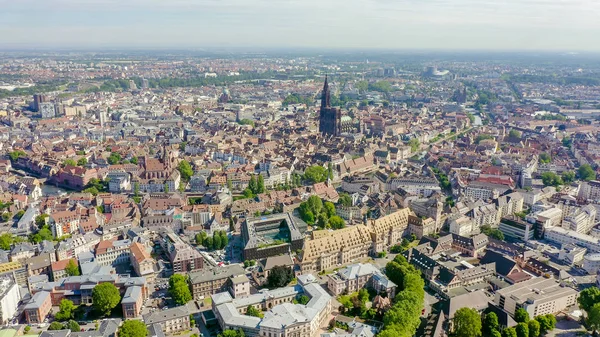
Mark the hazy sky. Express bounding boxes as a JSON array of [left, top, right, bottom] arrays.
[[0, 0, 598, 51]]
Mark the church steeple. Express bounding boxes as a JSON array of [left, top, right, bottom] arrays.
[[321, 75, 331, 109]]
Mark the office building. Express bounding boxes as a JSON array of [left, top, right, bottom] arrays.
[[499, 216, 534, 241], [143, 306, 192, 334], [494, 277, 578, 318], [583, 254, 600, 275], [545, 227, 600, 253]]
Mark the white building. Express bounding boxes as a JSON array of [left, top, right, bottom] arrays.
[[578, 180, 600, 201], [545, 227, 600, 253], [583, 254, 600, 275], [449, 216, 476, 237], [494, 277, 578, 318], [558, 244, 587, 266], [562, 205, 597, 234], [0, 275, 21, 325], [95, 239, 132, 266]]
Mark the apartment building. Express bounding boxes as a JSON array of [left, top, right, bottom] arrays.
[[327, 263, 397, 299], [578, 180, 600, 201], [49, 210, 80, 238], [163, 233, 204, 273], [495, 278, 578, 318], [499, 216, 534, 241]]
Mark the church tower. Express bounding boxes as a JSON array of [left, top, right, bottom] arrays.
[[319, 76, 341, 136]]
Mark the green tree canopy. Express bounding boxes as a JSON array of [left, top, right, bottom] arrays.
[[77, 158, 88, 166], [515, 308, 530, 323], [541, 172, 563, 187], [578, 287, 600, 312], [562, 171, 576, 184], [119, 320, 148, 337], [65, 320, 80, 332], [453, 307, 482, 337], [539, 153, 551, 164], [338, 193, 352, 207], [48, 322, 64, 330], [92, 283, 121, 316], [329, 216, 345, 230], [516, 322, 529, 337], [169, 274, 192, 305], [65, 260, 80, 276], [218, 329, 245, 337], [9, 150, 27, 161], [579, 164, 596, 181], [304, 166, 328, 184], [535, 314, 556, 334], [55, 299, 76, 321], [177, 160, 194, 182], [509, 129, 522, 138], [267, 265, 294, 289], [483, 312, 499, 336], [502, 328, 517, 337], [588, 303, 600, 333], [245, 305, 264, 318], [528, 320, 540, 337]]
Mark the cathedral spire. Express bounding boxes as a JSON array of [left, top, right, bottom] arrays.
[[321, 75, 331, 109]]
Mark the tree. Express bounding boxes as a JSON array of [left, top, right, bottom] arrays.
[[9, 150, 26, 162], [204, 236, 213, 250], [329, 216, 345, 230], [579, 164, 597, 181], [562, 171, 576, 184], [218, 329, 245, 337], [220, 231, 229, 249], [107, 153, 121, 165], [55, 299, 75, 321], [327, 162, 334, 180], [483, 312, 499, 337], [324, 202, 336, 218], [502, 328, 517, 337], [562, 137, 572, 148], [35, 214, 49, 228], [131, 156, 138, 165], [0, 233, 12, 250], [83, 187, 100, 196], [528, 320, 540, 337], [196, 231, 207, 245], [177, 160, 194, 182], [535, 315, 556, 335], [92, 283, 121, 316], [408, 138, 420, 152], [119, 320, 148, 337], [588, 303, 600, 333], [539, 153, 551, 164], [1, 212, 11, 223], [213, 233, 222, 251], [304, 165, 328, 184], [481, 225, 505, 241], [338, 193, 352, 207], [516, 322, 529, 337], [297, 295, 310, 305], [509, 129, 522, 138], [77, 158, 88, 166], [491, 331, 502, 337], [515, 308, 530, 323], [541, 172, 563, 187], [66, 320, 80, 332], [65, 260, 80, 276], [248, 175, 257, 194], [169, 274, 192, 305], [63, 159, 77, 167], [257, 175, 265, 194], [267, 265, 293, 289], [453, 307, 482, 337], [246, 305, 263, 318], [317, 212, 328, 228], [578, 287, 600, 312], [48, 322, 64, 330]]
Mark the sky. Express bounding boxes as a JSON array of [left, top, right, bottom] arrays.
[[0, 0, 599, 51]]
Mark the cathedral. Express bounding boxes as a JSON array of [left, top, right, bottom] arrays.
[[319, 75, 342, 136]]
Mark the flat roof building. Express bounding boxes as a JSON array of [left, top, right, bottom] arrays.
[[494, 277, 578, 318]]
